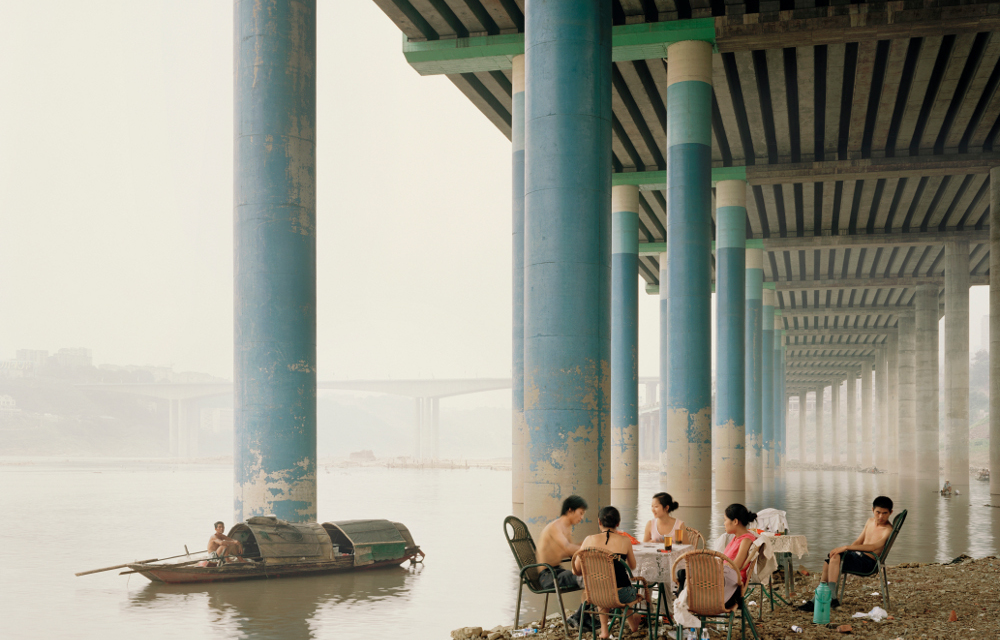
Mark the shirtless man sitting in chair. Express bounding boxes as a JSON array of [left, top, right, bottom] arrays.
[[798, 495, 894, 611], [208, 521, 244, 563]]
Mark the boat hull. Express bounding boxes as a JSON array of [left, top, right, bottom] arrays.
[[128, 549, 420, 584]]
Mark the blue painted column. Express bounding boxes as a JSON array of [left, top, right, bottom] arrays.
[[744, 248, 764, 486], [612, 185, 640, 490], [511, 54, 526, 519], [762, 289, 775, 479], [664, 40, 713, 509], [659, 252, 669, 476], [773, 316, 784, 472], [234, 0, 317, 523], [523, 0, 612, 532], [778, 333, 787, 472], [714, 181, 746, 495]]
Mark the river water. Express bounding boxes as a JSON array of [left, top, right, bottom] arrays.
[[2, 458, 997, 639]]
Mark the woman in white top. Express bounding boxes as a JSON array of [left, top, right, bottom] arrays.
[[642, 492, 684, 543]]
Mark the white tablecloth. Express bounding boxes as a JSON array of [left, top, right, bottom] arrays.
[[632, 542, 693, 588], [757, 533, 808, 558]]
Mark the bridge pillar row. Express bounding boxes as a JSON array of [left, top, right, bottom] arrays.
[[797, 392, 805, 464], [744, 247, 764, 485], [511, 54, 526, 518], [714, 180, 746, 495], [944, 240, 970, 487], [177, 398, 200, 459], [875, 346, 888, 470], [611, 184, 640, 491], [523, 0, 612, 534], [762, 289, 775, 479], [233, 0, 317, 523], [915, 284, 940, 481], [887, 332, 899, 474], [413, 398, 422, 461], [773, 313, 783, 472], [815, 384, 824, 466], [169, 399, 179, 457], [898, 315, 917, 477], [664, 39, 714, 517]]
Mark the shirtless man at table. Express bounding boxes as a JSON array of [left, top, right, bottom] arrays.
[[797, 495, 894, 611], [536, 495, 587, 591]]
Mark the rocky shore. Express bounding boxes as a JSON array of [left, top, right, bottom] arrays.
[[454, 555, 999, 640]]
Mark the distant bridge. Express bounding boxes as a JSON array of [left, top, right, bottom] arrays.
[[77, 378, 511, 459]]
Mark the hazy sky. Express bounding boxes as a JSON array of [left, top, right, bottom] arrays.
[[0, 2, 989, 389]]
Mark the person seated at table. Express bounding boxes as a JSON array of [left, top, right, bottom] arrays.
[[642, 492, 684, 543], [723, 504, 758, 587], [572, 506, 649, 639], [536, 495, 587, 591], [797, 495, 894, 612]]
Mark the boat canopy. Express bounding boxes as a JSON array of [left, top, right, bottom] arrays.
[[229, 516, 335, 561], [322, 520, 413, 567]]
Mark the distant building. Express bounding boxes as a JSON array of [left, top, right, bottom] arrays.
[[15, 349, 48, 366], [201, 408, 234, 434], [0, 394, 16, 411], [0, 361, 33, 379], [54, 347, 92, 369]]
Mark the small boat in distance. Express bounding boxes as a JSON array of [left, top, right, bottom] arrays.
[[125, 516, 423, 584]]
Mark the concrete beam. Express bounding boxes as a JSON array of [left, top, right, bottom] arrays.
[[774, 275, 988, 291], [780, 306, 915, 318], [763, 230, 988, 252], [716, 3, 1000, 52], [615, 166, 746, 192], [745, 153, 1000, 186], [403, 19, 715, 75], [785, 328, 895, 337]]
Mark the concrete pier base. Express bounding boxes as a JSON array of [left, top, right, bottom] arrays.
[[744, 248, 764, 486], [611, 185, 640, 491]]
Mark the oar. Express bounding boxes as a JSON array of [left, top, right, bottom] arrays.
[[118, 555, 243, 576], [75, 550, 208, 577]]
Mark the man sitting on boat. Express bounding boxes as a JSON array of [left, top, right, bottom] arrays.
[[208, 521, 244, 563]]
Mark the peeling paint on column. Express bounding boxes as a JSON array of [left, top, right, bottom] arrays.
[[744, 248, 764, 485], [762, 290, 775, 479], [612, 186, 640, 491], [714, 181, 746, 493], [523, 1, 611, 535], [234, 0, 317, 523]]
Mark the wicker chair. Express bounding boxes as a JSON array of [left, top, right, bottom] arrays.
[[741, 540, 778, 620], [671, 549, 759, 640], [502, 515, 581, 634], [575, 548, 653, 640], [836, 509, 907, 610], [682, 526, 705, 550]]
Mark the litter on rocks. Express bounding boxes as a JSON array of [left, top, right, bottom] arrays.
[[852, 606, 888, 622]]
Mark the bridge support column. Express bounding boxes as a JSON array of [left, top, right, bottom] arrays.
[[177, 399, 200, 459], [831, 379, 840, 466], [745, 248, 764, 485], [611, 185, 640, 491], [523, 1, 611, 532], [991, 166, 1000, 500], [875, 347, 888, 470], [846, 372, 857, 467], [714, 181, 746, 496], [861, 361, 873, 469], [797, 393, 805, 463], [945, 241, 970, 487], [773, 316, 783, 472], [815, 385, 824, 466], [234, 0, 317, 522], [916, 284, 940, 481], [664, 39, 713, 519], [887, 333, 899, 474], [659, 252, 669, 482], [898, 315, 916, 477], [511, 54, 526, 518], [762, 289, 775, 478]]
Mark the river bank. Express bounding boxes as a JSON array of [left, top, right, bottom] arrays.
[[455, 555, 1000, 640]]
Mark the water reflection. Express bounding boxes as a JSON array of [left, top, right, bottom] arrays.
[[127, 567, 415, 640]]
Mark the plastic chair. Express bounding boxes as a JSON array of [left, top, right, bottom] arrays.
[[672, 549, 759, 640], [682, 526, 705, 550], [836, 509, 907, 610], [503, 515, 582, 634], [575, 548, 653, 640]]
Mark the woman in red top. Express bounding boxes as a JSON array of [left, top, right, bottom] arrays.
[[723, 504, 758, 585]]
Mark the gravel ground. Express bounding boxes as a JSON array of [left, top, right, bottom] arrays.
[[453, 555, 1000, 640]]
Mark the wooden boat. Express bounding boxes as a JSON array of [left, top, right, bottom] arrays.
[[126, 516, 424, 584]]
